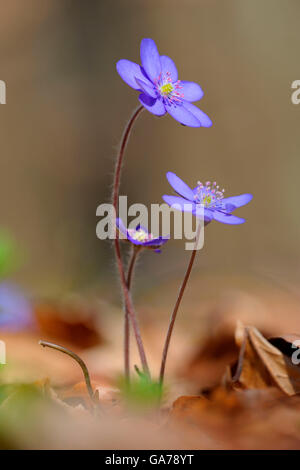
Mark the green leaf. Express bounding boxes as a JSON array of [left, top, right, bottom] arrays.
[[0, 231, 18, 278], [119, 373, 163, 409]]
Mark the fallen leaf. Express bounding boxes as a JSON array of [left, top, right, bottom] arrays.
[[232, 324, 300, 395], [35, 301, 104, 349]]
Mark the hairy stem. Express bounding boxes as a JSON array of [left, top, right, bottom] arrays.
[[39, 340, 95, 404], [112, 105, 150, 376], [124, 247, 140, 381], [112, 106, 144, 210]]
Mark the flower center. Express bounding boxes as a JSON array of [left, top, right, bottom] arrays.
[[128, 227, 153, 242], [194, 181, 225, 208], [154, 71, 184, 105], [160, 83, 174, 96]]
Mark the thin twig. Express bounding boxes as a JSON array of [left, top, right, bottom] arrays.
[[39, 340, 95, 405]]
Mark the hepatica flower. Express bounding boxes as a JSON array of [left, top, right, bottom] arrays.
[[116, 38, 212, 128], [0, 282, 34, 331], [163, 172, 252, 225], [116, 218, 169, 252]]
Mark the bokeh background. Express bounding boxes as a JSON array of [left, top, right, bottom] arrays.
[[0, 0, 300, 375]]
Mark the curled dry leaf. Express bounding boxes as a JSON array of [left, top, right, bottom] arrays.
[[232, 323, 300, 396]]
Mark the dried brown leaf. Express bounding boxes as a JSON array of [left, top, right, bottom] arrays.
[[233, 325, 300, 396]]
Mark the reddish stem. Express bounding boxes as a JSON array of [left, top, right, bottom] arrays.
[[112, 106, 144, 210], [112, 106, 150, 376], [124, 247, 140, 381], [159, 225, 202, 386]]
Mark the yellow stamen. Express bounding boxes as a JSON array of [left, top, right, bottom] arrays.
[[202, 195, 212, 207], [160, 83, 173, 96], [131, 229, 148, 242]]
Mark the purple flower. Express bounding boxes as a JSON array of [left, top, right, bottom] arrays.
[[0, 282, 34, 331], [116, 218, 169, 253], [163, 172, 253, 225], [116, 38, 212, 128]]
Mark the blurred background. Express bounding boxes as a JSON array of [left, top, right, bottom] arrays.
[[1, 0, 300, 450], [0, 0, 300, 381]]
